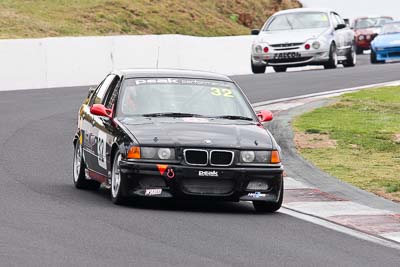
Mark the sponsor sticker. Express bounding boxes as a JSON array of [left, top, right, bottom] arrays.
[[145, 189, 162, 196], [198, 171, 219, 177], [247, 192, 267, 198], [134, 78, 231, 88]]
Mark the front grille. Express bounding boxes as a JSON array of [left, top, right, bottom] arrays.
[[184, 149, 208, 166], [181, 178, 235, 195], [388, 51, 400, 57], [269, 57, 312, 64], [274, 47, 299, 51], [271, 42, 303, 48], [210, 150, 234, 166], [388, 52, 400, 57]]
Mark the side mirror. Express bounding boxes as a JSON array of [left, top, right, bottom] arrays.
[[90, 104, 113, 119], [335, 24, 346, 30], [256, 110, 273, 122], [251, 29, 260, 35]]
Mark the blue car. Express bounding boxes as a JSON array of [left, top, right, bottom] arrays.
[[371, 21, 400, 63]]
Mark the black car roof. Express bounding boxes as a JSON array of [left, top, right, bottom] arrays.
[[112, 69, 233, 82]]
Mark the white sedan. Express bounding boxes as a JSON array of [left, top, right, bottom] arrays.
[[251, 8, 356, 73]]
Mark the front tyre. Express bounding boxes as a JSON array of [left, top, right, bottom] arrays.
[[73, 142, 100, 190], [324, 43, 338, 69], [343, 44, 356, 67], [251, 62, 266, 74], [111, 152, 129, 205], [371, 49, 384, 64], [253, 180, 284, 213]]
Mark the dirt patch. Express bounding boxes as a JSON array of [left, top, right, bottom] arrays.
[[373, 189, 400, 203], [295, 132, 337, 149], [393, 133, 400, 144]]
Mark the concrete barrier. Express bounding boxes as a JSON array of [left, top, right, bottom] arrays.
[[0, 35, 255, 91]]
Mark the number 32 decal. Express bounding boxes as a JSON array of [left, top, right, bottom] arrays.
[[210, 88, 234, 98]]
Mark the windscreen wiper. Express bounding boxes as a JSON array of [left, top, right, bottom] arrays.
[[213, 115, 254, 121], [285, 16, 294, 30], [142, 112, 204, 118]]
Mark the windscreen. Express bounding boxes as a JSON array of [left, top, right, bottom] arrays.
[[117, 78, 255, 119], [355, 17, 393, 29], [381, 22, 400, 34], [264, 12, 330, 31]]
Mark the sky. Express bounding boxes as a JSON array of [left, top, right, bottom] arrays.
[[301, 0, 400, 21]]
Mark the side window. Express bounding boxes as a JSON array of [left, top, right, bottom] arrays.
[[104, 76, 121, 109], [90, 75, 116, 106], [335, 14, 345, 25], [331, 13, 338, 28], [332, 13, 344, 28]]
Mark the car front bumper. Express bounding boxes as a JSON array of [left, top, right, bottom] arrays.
[[356, 39, 371, 49], [119, 160, 284, 203], [252, 49, 330, 67], [376, 47, 400, 61]]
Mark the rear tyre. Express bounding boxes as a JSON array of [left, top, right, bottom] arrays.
[[370, 49, 384, 64], [111, 152, 130, 205], [251, 63, 266, 74], [273, 66, 287, 73], [356, 46, 363, 55], [324, 43, 338, 69], [253, 180, 284, 213], [73, 142, 100, 190], [343, 44, 356, 67]]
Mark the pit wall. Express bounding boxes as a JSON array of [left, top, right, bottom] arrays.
[[0, 35, 255, 91]]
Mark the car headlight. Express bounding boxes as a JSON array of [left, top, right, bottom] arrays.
[[157, 148, 173, 160], [254, 45, 262, 53], [358, 35, 365, 41], [240, 150, 281, 164], [241, 151, 256, 162], [312, 41, 321, 49], [128, 146, 175, 160], [366, 35, 371, 40]]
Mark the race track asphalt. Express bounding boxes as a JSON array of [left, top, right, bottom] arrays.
[[0, 55, 399, 266], [233, 55, 400, 103]]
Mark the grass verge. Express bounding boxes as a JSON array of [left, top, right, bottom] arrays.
[[0, 0, 301, 39], [293, 86, 400, 202]]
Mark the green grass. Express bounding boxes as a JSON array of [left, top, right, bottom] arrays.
[[293, 86, 400, 201], [0, 0, 301, 39]]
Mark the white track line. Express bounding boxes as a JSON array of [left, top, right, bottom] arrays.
[[280, 208, 400, 250], [253, 80, 400, 108], [285, 201, 394, 217]]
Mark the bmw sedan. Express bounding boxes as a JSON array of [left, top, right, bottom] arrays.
[[73, 69, 284, 212]]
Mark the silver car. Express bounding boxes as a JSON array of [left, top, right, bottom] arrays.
[[251, 8, 356, 73]]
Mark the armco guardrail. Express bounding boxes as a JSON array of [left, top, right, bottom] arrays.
[[0, 35, 254, 91]]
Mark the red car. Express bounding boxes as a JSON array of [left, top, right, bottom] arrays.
[[353, 16, 393, 54]]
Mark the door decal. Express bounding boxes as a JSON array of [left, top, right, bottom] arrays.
[[97, 130, 107, 169]]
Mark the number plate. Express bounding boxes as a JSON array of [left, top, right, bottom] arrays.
[[273, 52, 301, 59]]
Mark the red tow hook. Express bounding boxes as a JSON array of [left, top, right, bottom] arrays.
[[167, 169, 175, 179]]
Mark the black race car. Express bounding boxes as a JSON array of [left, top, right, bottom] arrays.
[[73, 69, 283, 212]]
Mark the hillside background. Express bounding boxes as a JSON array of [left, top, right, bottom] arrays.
[[0, 0, 301, 39]]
